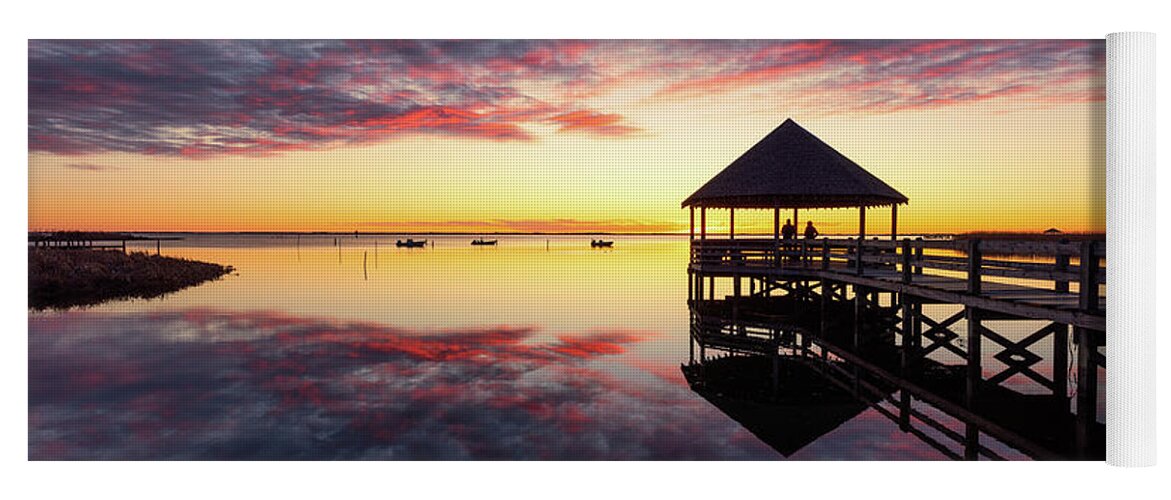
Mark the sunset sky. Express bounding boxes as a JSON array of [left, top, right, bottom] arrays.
[[28, 40, 1105, 234]]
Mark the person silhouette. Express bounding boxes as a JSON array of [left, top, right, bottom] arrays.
[[781, 219, 797, 240], [804, 221, 819, 239], [779, 219, 798, 263]]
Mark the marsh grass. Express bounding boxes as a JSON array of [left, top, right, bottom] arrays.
[[29, 248, 232, 310]]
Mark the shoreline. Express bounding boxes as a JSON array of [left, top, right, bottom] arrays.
[[29, 248, 233, 310]]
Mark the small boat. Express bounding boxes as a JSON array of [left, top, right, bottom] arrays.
[[590, 239, 614, 248], [471, 239, 498, 246], [396, 239, 427, 248]]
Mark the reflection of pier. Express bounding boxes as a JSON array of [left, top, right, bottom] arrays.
[[680, 119, 1105, 460]]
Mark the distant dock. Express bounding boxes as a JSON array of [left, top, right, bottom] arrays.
[[29, 231, 182, 254]]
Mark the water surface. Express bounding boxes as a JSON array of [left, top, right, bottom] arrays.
[[29, 234, 1056, 460]]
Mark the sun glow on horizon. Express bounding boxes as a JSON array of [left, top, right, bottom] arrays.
[[28, 40, 1105, 235]]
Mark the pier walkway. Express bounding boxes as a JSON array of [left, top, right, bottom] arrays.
[[686, 236, 1106, 459]]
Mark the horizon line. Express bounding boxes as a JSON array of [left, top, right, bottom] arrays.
[[31, 230, 1050, 237]]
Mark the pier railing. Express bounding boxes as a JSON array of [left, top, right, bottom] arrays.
[[687, 236, 1107, 459], [690, 237, 1106, 314]]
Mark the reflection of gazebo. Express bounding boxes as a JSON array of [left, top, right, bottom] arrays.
[[682, 119, 908, 241], [681, 356, 873, 458]]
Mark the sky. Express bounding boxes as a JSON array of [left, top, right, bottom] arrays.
[[28, 40, 1105, 234]]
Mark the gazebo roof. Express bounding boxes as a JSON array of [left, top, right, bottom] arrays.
[[682, 119, 908, 209]]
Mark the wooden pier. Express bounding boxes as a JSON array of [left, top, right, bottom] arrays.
[[679, 118, 1105, 459], [28, 232, 181, 255], [685, 236, 1106, 459]]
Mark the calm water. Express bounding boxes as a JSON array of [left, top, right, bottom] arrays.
[[29, 234, 1080, 460]]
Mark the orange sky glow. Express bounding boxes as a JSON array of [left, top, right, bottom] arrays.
[[28, 40, 1105, 234]]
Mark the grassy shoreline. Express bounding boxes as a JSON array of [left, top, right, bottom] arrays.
[[29, 249, 233, 310]]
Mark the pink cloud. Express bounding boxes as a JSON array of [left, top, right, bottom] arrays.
[[548, 110, 641, 136], [28, 40, 1102, 158]]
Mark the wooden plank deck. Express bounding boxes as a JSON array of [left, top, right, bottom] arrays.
[[686, 237, 1106, 459], [689, 237, 1106, 331]]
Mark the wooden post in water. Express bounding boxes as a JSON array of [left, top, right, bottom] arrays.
[[1075, 241, 1101, 456], [900, 242, 915, 431], [851, 285, 863, 396], [1076, 326, 1098, 457], [363, 251, 368, 280], [156, 239, 160, 256], [820, 282, 829, 339], [964, 239, 984, 460], [853, 285, 863, 351], [965, 306, 982, 460], [912, 302, 922, 359], [1053, 323, 1070, 405], [900, 301, 919, 377], [965, 309, 982, 399]]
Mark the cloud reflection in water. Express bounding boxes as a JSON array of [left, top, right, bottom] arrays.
[[29, 310, 778, 460]]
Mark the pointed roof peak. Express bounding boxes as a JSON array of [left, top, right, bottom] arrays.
[[682, 119, 908, 209], [778, 117, 806, 129]]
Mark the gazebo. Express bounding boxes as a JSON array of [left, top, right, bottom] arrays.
[[682, 118, 908, 242]]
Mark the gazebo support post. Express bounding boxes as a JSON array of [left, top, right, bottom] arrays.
[[859, 205, 867, 239], [700, 207, 706, 240], [891, 204, 898, 241], [690, 206, 695, 241], [773, 208, 780, 241], [793, 208, 798, 230], [857, 206, 867, 275], [729, 208, 735, 240], [774, 207, 781, 267]]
